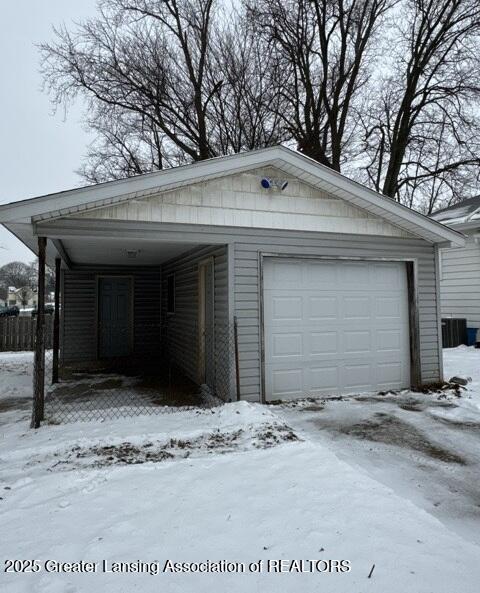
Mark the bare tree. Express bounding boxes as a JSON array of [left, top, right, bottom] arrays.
[[207, 17, 289, 153], [27, 261, 55, 296], [245, 0, 394, 171], [40, 0, 224, 170], [362, 0, 480, 211], [40, 0, 480, 213], [41, 0, 285, 181], [0, 262, 34, 291], [78, 105, 172, 183]]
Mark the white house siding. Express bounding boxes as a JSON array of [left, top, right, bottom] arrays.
[[61, 246, 233, 399], [230, 230, 440, 401], [61, 266, 161, 364], [59, 220, 440, 402], [75, 167, 415, 239], [439, 234, 480, 329], [161, 244, 232, 400]]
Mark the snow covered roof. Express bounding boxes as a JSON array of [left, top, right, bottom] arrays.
[[0, 145, 465, 248], [430, 196, 480, 227]]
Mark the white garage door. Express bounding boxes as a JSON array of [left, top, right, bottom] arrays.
[[264, 258, 411, 400]]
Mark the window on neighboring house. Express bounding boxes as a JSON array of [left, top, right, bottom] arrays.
[[167, 274, 175, 314], [8, 299, 16, 306]]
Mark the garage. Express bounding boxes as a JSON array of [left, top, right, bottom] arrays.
[[263, 258, 411, 400], [2, 145, 462, 408]]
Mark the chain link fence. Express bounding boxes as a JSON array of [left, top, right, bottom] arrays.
[[42, 321, 238, 424]]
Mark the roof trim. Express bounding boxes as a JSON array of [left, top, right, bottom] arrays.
[[431, 194, 480, 216], [0, 145, 465, 247], [431, 196, 480, 228]]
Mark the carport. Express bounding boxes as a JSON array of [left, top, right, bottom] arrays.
[[3, 225, 236, 425]]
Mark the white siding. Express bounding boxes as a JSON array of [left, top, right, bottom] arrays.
[[61, 247, 233, 400], [75, 167, 414, 239], [161, 244, 232, 400], [439, 234, 480, 328], [230, 230, 440, 401], [60, 225, 441, 403], [62, 266, 161, 364]]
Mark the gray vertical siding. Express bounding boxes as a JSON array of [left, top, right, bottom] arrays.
[[230, 230, 440, 401], [62, 266, 161, 363], [439, 235, 480, 329], [161, 244, 231, 399]]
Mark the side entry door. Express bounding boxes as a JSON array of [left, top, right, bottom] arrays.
[[98, 277, 133, 358]]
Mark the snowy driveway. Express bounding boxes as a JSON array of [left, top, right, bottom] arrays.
[[278, 347, 480, 546], [1, 348, 480, 593]]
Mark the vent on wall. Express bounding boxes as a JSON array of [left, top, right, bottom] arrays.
[[126, 249, 140, 259]]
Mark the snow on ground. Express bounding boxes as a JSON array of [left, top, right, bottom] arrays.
[[277, 346, 480, 547], [0, 352, 35, 426], [1, 348, 480, 592], [0, 351, 34, 401], [443, 344, 480, 416]]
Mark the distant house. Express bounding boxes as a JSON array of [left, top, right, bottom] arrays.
[[7, 286, 37, 308], [0, 146, 464, 401], [431, 198, 480, 342]]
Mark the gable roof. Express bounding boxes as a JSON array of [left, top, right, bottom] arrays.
[[0, 145, 464, 247], [431, 195, 480, 227]]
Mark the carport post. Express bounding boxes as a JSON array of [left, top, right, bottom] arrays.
[[31, 236, 46, 429], [52, 257, 61, 384]]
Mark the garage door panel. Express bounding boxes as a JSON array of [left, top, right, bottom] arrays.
[[339, 262, 370, 287], [375, 296, 403, 318], [304, 262, 338, 287], [265, 260, 302, 285], [376, 362, 403, 387], [376, 329, 402, 352], [264, 259, 410, 400], [373, 263, 404, 288], [309, 366, 339, 392], [310, 331, 338, 354], [271, 332, 303, 357], [307, 296, 339, 320], [271, 295, 303, 321], [270, 367, 303, 397], [343, 363, 373, 390], [344, 329, 372, 353], [343, 296, 372, 319]]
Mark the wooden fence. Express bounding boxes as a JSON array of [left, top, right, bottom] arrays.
[[0, 316, 53, 352]]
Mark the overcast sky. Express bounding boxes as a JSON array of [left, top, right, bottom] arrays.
[[0, 0, 98, 266]]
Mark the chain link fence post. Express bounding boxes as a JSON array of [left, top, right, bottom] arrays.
[[31, 236, 47, 429]]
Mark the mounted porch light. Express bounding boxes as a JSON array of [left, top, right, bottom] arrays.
[[126, 249, 140, 259]]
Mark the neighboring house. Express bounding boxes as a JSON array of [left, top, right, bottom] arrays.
[[431, 197, 480, 340], [7, 286, 16, 306], [0, 147, 463, 402], [7, 286, 37, 308]]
